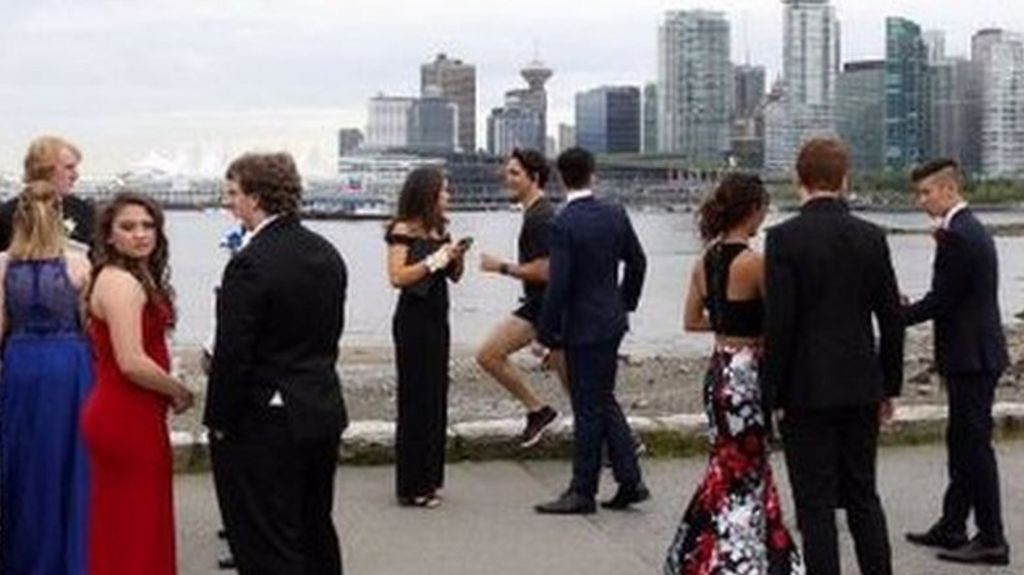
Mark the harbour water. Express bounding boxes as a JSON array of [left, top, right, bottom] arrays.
[[166, 209, 1024, 356]]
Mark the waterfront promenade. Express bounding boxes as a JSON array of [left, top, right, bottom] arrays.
[[175, 442, 1023, 574]]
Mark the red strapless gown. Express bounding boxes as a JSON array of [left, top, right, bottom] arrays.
[[82, 302, 177, 575]]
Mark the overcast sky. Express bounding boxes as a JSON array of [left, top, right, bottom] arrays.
[[0, 0, 1016, 175]]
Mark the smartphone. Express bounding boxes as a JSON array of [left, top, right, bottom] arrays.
[[457, 236, 474, 250]]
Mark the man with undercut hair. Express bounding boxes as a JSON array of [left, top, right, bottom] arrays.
[[903, 159, 1010, 567]]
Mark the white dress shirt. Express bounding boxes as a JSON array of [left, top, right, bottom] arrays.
[[939, 201, 968, 230], [566, 189, 593, 204]]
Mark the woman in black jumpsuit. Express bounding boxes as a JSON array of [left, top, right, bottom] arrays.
[[385, 167, 467, 508]]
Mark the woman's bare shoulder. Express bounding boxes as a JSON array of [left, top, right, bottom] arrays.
[[93, 266, 144, 295]]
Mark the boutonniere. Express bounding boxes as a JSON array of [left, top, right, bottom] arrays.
[[63, 217, 77, 236], [219, 226, 247, 256]]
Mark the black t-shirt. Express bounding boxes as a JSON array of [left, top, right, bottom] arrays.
[[517, 196, 555, 303]]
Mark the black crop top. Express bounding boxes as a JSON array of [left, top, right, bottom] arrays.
[[703, 243, 764, 337]]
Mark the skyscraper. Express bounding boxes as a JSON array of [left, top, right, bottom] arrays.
[[973, 29, 1024, 178], [421, 54, 477, 152], [885, 17, 930, 170], [487, 91, 544, 157], [765, 0, 840, 172], [559, 123, 577, 153], [408, 91, 458, 153], [931, 57, 978, 170], [642, 83, 659, 154], [337, 128, 364, 157], [365, 95, 416, 149], [923, 30, 947, 65], [657, 10, 732, 163], [838, 60, 886, 171], [518, 60, 554, 149], [575, 86, 641, 154], [490, 60, 553, 154], [733, 65, 767, 120], [732, 65, 767, 168]]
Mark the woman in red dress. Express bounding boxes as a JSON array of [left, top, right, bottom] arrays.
[[82, 192, 194, 574]]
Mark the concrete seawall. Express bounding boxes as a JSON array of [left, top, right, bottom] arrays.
[[171, 402, 1024, 472]]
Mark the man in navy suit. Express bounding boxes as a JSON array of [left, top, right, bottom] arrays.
[[903, 159, 1010, 566], [534, 147, 649, 514]]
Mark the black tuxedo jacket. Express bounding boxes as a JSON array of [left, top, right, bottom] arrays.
[[204, 215, 348, 440], [904, 208, 1009, 376], [764, 198, 904, 410], [538, 195, 646, 348], [0, 194, 96, 251]]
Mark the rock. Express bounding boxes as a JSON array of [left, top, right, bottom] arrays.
[[631, 397, 651, 409]]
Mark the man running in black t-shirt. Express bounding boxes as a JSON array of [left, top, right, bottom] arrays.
[[477, 148, 568, 447]]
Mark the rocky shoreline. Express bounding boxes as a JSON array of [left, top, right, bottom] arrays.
[[170, 323, 1024, 437]]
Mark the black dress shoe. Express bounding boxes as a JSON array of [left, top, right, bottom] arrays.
[[601, 483, 651, 510], [534, 491, 596, 515], [938, 537, 1010, 566], [217, 554, 237, 570], [905, 525, 969, 550]]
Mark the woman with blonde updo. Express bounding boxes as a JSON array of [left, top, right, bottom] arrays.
[[0, 180, 93, 574]]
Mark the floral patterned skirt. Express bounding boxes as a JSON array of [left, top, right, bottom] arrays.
[[664, 345, 804, 575]]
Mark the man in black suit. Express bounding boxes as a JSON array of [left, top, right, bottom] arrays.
[[534, 147, 649, 514], [0, 136, 94, 252], [204, 152, 348, 575], [903, 159, 1010, 566], [764, 138, 904, 575]]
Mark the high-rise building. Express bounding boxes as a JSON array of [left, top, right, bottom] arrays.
[[731, 65, 767, 168], [734, 65, 767, 120], [765, 0, 840, 172], [642, 83, 658, 154], [408, 92, 458, 153], [421, 54, 477, 152], [337, 128, 364, 157], [923, 30, 947, 64], [487, 92, 544, 157], [838, 60, 886, 171], [545, 136, 558, 158], [575, 86, 642, 154], [365, 95, 416, 149], [973, 29, 1024, 178], [491, 60, 554, 153], [657, 10, 732, 163], [885, 17, 930, 170], [559, 123, 577, 153], [931, 57, 978, 170]]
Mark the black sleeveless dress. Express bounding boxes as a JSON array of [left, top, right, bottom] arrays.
[[386, 231, 452, 501]]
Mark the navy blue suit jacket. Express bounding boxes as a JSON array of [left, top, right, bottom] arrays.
[[538, 195, 646, 348], [904, 208, 1009, 376]]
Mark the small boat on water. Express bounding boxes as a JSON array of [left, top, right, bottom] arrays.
[[301, 198, 393, 221]]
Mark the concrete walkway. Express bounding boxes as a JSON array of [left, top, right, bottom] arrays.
[[176, 441, 1022, 574]]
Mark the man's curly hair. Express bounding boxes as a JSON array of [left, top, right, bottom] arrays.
[[225, 152, 303, 216]]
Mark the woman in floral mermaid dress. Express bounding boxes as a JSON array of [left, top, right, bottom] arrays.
[[665, 174, 804, 575]]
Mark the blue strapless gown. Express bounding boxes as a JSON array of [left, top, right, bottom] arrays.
[[1, 258, 92, 574]]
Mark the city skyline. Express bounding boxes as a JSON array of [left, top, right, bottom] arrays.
[[0, 0, 1017, 175]]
